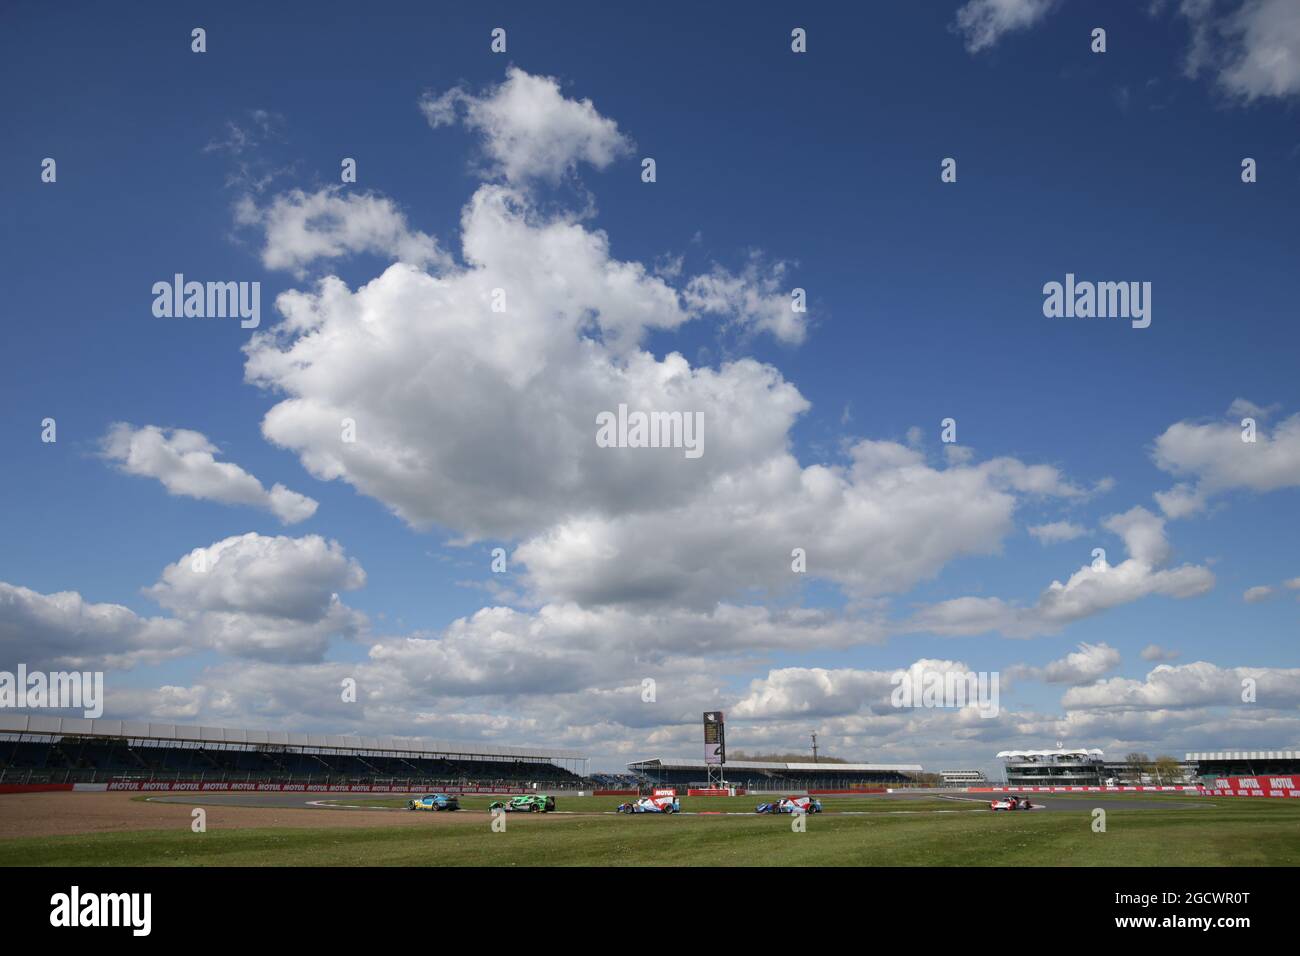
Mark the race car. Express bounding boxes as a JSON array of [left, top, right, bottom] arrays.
[[989, 794, 1034, 811], [488, 794, 556, 813], [615, 794, 680, 813], [755, 796, 822, 815], [405, 793, 461, 811]]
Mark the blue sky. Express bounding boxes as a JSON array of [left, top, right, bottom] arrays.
[[2, 0, 1299, 774]]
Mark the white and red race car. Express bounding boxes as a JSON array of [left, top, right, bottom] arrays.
[[755, 795, 823, 814], [616, 788, 680, 814], [989, 794, 1034, 811]]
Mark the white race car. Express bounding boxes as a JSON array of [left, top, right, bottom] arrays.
[[616, 787, 680, 814], [616, 795, 680, 814], [990, 794, 1034, 811], [755, 796, 823, 814]]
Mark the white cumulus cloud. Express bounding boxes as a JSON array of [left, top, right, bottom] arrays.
[[1153, 405, 1300, 517], [235, 187, 450, 277], [1028, 520, 1088, 544], [146, 533, 367, 662], [1010, 642, 1121, 685], [420, 67, 633, 184], [101, 423, 318, 525], [1062, 661, 1300, 710], [1181, 0, 1300, 100], [904, 507, 1213, 637]]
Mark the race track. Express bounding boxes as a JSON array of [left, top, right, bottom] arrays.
[[144, 790, 1214, 814]]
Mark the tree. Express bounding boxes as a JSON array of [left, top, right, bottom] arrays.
[[1125, 752, 1153, 783], [728, 750, 848, 764], [1154, 755, 1184, 784]]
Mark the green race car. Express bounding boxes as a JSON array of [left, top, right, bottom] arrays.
[[488, 794, 556, 813]]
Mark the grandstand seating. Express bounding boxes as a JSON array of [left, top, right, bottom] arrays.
[[0, 735, 584, 787], [590, 772, 643, 789], [636, 766, 913, 789]]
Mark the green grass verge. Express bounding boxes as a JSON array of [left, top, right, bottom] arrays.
[[4, 796, 1300, 866]]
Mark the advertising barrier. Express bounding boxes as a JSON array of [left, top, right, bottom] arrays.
[[105, 779, 531, 794], [1202, 776, 1300, 798], [969, 785, 1201, 793]]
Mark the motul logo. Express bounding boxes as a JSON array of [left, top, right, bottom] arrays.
[[1269, 777, 1296, 788]]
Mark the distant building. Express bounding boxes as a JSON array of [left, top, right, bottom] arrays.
[[939, 769, 986, 785], [999, 748, 1196, 786], [998, 749, 1109, 786], [627, 757, 921, 790]]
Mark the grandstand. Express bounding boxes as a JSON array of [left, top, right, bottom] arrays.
[[998, 749, 1110, 786], [999, 748, 1200, 786], [627, 757, 922, 790], [1186, 751, 1300, 779], [0, 715, 586, 788], [589, 772, 641, 790]]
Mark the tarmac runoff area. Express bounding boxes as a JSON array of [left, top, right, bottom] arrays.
[[144, 790, 1216, 815]]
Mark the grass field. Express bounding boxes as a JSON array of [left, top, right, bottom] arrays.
[[3, 794, 1300, 866]]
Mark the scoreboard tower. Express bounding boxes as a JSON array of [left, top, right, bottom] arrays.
[[703, 710, 726, 787]]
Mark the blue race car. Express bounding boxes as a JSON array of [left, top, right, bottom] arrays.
[[406, 793, 461, 811], [755, 796, 822, 814]]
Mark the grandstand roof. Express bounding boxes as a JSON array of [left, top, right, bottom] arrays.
[[628, 757, 923, 773], [997, 749, 1104, 759], [0, 714, 584, 762], [1186, 750, 1300, 761]]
